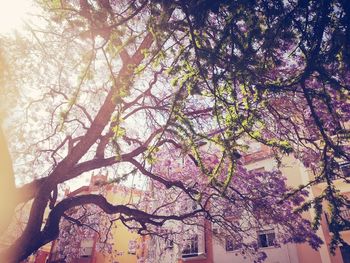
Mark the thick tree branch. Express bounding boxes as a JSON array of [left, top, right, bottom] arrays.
[[1, 194, 203, 262]]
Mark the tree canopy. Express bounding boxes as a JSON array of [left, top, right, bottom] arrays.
[[0, 0, 349, 262]]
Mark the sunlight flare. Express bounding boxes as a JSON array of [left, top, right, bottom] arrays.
[[0, 0, 31, 34]]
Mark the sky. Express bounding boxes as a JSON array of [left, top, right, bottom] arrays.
[[0, 0, 33, 34], [0, 0, 149, 194]]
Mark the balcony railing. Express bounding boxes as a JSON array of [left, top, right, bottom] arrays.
[[340, 209, 350, 221]]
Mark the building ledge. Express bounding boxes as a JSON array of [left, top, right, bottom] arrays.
[[181, 252, 207, 261]]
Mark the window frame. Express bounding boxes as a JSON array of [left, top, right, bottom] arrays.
[[225, 238, 241, 252], [257, 229, 276, 248], [80, 239, 94, 258], [182, 235, 199, 258]]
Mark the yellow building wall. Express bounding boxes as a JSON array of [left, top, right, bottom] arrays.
[[104, 186, 145, 263], [245, 155, 346, 263]]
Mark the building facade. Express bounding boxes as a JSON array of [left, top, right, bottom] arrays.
[[46, 145, 350, 263], [149, 144, 350, 263]]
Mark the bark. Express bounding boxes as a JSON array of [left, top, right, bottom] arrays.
[[1, 194, 202, 262]]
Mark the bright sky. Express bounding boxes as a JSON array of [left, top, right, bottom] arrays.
[[0, 0, 33, 34], [0, 0, 149, 192]]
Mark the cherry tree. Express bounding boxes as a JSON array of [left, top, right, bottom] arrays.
[[0, 0, 349, 262]]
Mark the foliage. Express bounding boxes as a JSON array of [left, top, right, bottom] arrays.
[[0, 0, 349, 262], [141, 147, 322, 262]]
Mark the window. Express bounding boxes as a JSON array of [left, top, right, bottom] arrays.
[[128, 240, 137, 254], [182, 235, 199, 258], [225, 235, 242, 251], [226, 239, 234, 251], [258, 230, 276, 248], [225, 238, 241, 251], [80, 239, 94, 258]]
